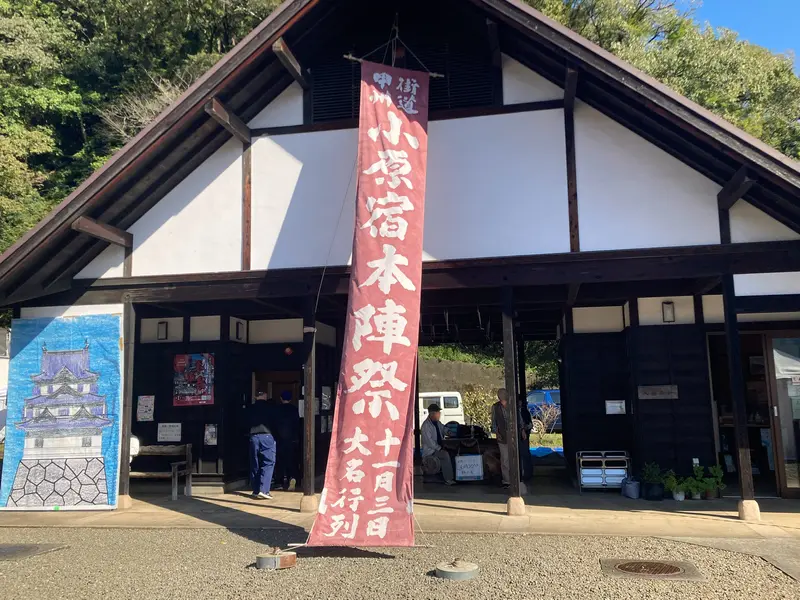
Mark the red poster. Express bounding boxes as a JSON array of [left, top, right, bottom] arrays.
[[173, 353, 215, 406], [308, 62, 429, 547]]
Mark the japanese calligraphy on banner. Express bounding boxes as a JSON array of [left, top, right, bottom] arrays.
[[308, 62, 429, 547]]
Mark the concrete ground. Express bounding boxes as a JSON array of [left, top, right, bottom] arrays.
[[0, 528, 797, 600]]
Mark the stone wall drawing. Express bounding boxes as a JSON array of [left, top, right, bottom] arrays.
[[0, 315, 122, 509]]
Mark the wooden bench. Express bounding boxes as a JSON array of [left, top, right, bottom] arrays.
[[130, 444, 193, 501]]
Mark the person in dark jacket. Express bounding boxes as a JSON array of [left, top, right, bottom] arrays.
[[247, 395, 277, 499], [274, 390, 300, 491]]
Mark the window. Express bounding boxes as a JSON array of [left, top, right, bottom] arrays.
[[443, 396, 459, 409], [58, 408, 69, 416], [422, 397, 441, 410], [92, 406, 104, 416], [550, 391, 561, 405], [82, 437, 92, 448], [34, 438, 44, 449]]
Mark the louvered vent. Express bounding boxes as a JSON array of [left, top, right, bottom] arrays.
[[311, 41, 494, 122]]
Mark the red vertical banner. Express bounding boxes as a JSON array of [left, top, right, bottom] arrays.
[[308, 62, 430, 547]]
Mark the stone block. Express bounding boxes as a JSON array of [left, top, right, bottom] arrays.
[[738, 499, 761, 522], [37, 480, 54, 499], [54, 479, 71, 495], [45, 462, 64, 483], [28, 465, 45, 485]]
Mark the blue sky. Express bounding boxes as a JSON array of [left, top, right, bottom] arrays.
[[693, 0, 799, 60]]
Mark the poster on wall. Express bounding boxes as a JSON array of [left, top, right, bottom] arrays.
[[157, 423, 181, 442], [204, 424, 218, 446], [0, 314, 123, 510], [136, 395, 155, 421], [173, 354, 214, 406]]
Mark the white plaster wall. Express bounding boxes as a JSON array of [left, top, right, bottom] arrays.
[[20, 305, 123, 319], [230, 317, 248, 343], [75, 245, 124, 279], [638, 296, 695, 326], [129, 140, 243, 277], [572, 306, 624, 333], [248, 82, 304, 128], [731, 202, 800, 243], [251, 110, 569, 269], [739, 311, 800, 322], [575, 102, 721, 251], [249, 319, 303, 344], [141, 317, 184, 343], [734, 272, 800, 297], [702, 295, 724, 324], [501, 54, 563, 104], [189, 316, 220, 342]]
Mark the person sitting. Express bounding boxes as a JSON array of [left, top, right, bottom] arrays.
[[420, 404, 456, 485]]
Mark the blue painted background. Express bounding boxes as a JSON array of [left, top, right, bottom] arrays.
[[0, 315, 122, 507]]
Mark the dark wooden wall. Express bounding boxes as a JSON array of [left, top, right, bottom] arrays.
[[131, 337, 339, 482], [561, 332, 632, 471], [562, 325, 715, 476], [630, 325, 716, 474]]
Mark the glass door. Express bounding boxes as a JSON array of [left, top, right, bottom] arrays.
[[766, 337, 800, 498]]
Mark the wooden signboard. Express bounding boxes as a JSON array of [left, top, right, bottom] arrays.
[[637, 385, 678, 400]]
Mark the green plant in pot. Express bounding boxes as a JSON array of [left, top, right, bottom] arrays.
[[663, 470, 685, 501], [686, 465, 706, 500], [705, 464, 726, 499], [641, 462, 664, 501]]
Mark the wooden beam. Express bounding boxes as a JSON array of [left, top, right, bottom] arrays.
[[696, 276, 721, 295], [718, 166, 755, 211], [567, 282, 581, 306], [242, 142, 252, 270], [118, 301, 137, 504], [302, 299, 316, 498], [502, 287, 523, 500], [71, 216, 132, 248], [487, 19, 503, 105], [721, 273, 756, 501], [564, 69, 579, 252], [564, 68, 578, 112], [272, 37, 311, 90], [204, 97, 251, 144]]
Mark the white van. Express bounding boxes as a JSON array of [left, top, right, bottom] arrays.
[[418, 392, 465, 426]]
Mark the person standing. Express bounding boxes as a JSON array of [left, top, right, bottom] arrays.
[[275, 389, 300, 491], [420, 404, 456, 485], [247, 394, 277, 499], [491, 388, 511, 487]]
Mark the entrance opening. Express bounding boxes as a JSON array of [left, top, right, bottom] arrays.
[[708, 332, 778, 496]]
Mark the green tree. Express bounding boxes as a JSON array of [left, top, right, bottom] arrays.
[[527, 0, 800, 159]]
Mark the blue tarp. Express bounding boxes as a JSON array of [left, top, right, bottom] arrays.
[[530, 446, 564, 457]]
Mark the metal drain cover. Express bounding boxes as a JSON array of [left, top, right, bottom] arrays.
[[600, 559, 703, 581], [0, 544, 67, 562]]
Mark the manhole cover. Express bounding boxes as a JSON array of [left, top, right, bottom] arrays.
[[0, 544, 67, 562], [600, 559, 703, 581], [616, 561, 683, 576]]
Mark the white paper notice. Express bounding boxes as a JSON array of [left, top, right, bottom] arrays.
[[137, 395, 155, 421], [204, 424, 218, 446], [157, 422, 181, 442]]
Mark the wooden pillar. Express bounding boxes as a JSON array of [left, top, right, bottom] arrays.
[[300, 300, 318, 512], [413, 352, 421, 457], [118, 299, 137, 508], [502, 287, 525, 513], [721, 275, 756, 503], [516, 333, 526, 401]]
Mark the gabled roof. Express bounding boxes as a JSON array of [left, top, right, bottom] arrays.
[[1, 0, 799, 304]]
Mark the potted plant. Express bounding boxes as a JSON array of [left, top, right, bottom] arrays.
[[663, 470, 685, 501], [686, 465, 706, 500], [641, 462, 664, 501], [705, 464, 726, 499]]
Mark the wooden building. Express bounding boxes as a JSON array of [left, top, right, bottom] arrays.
[[1, 0, 799, 516]]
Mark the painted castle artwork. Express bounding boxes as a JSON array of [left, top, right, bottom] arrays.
[[0, 315, 122, 509]]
